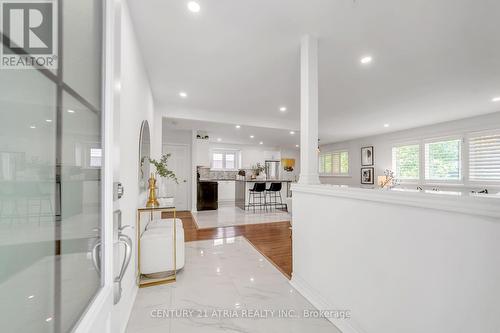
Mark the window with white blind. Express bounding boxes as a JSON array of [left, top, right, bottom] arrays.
[[469, 132, 500, 182], [319, 151, 349, 175], [392, 144, 420, 181], [211, 150, 239, 170], [425, 138, 462, 181]]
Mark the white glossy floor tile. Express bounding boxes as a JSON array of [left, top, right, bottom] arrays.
[[192, 206, 291, 229], [126, 237, 340, 333]]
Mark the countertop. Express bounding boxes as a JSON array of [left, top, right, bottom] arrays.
[[198, 179, 235, 182], [236, 179, 293, 182]]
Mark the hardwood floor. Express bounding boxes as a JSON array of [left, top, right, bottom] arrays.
[[163, 211, 292, 279]]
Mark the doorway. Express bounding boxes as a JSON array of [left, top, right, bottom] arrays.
[[162, 144, 190, 211]]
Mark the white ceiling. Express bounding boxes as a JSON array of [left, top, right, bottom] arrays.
[[128, 0, 500, 144], [164, 117, 300, 149]]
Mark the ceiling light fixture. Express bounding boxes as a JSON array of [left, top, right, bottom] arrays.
[[235, 125, 241, 129], [259, 141, 263, 145], [29, 125, 36, 129], [295, 144, 299, 148], [217, 138, 222, 142], [250, 135, 254, 138], [384, 123, 390, 128], [45, 119, 52, 123], [67, 109, 75, 113], [492, 96, 500, 102], [187, 1, 200, 13], [290, 131, 295, 135], [179, 91, 188, 98], [360, 55, 373, 64], [279, 106, 287, 112]]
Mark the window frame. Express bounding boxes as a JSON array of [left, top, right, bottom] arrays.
[[210, 149, 240, 171], [391, 142, 421, 184], [423, 136, 463, 185], [318, 150, 350, 177]]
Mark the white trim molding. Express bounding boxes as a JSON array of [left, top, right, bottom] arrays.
[[290, 274, 362, 333], [291, 183, 500, 219]]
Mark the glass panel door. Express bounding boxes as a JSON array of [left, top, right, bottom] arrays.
[[0, 0, 103, 331]]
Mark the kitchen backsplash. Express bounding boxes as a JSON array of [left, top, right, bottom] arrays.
[[198, 167, 237, 180]]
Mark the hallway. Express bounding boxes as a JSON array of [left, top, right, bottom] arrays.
[[126, 237, 340, 333]]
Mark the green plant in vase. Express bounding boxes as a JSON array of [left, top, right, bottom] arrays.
[[146, 153, 178, 207]]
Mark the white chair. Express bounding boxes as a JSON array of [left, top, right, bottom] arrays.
[[140, 218, 185, 276]]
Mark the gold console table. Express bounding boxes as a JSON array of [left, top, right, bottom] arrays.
[[136, 205, 177, 288]]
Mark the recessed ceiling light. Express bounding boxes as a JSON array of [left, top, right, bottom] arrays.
[[29, 125, 36, 129], [360, 56, 373, 64], [27, 295, 35, 300], [217, 138, 222, 142], [235, 125, 241, 129], [45, 119, 52, 123], [295, 144, 299, 148], [250, 135, 254, 138], [492, 96, 500, 102], [259, 141, 263, 145], [187, 1, 200, 13], [384, 123, 390, 128], [67, 109, 75, 113], [279, 106, 287, 112], [45, 317, 53, 323], [179, 91, 188, 98], [290, 131, 295, 135]]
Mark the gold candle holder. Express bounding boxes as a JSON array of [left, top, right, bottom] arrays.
[[146, 172, 160, 208]]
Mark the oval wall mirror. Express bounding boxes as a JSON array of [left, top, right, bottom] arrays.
[[138, 120, 151, 191]]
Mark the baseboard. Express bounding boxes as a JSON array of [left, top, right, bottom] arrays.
[[290, 274, 361, 333]]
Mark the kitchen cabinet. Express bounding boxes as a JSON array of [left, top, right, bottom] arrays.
[[218, 180, 235, 202], [195, 139, 210, 166]]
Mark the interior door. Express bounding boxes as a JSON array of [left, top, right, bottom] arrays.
[[163, 144, 189, 211]]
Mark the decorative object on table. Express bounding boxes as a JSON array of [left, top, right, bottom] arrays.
[[361, 167, 374, 184], [378, 169, 398, 189], [146, 173, 160, 207], [138, 121, 151, 191], [146, 154, 178, 208], [252, 163, 265, 177], [361, 146, 374, 166], [282, 158, 295, 172]]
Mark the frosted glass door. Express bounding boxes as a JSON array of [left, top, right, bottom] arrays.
[[0, 0, 103, 332]]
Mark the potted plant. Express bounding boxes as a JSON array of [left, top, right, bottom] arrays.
[[145, 153, 178, 207], [251, 163, 266, 180]]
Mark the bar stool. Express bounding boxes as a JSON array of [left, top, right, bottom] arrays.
[[265, 182, 285, 211], [248, 182, 267, 212]]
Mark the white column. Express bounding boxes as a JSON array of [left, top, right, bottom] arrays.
[[298, 35, 320, 185]]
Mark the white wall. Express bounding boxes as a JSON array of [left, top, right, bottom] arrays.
[[111, 1, 158, 332], [291, 184, 500, 333], [320, 111, 500, 189]]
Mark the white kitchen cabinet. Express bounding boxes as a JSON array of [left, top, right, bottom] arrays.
[[195, 139, 210, 166], [218, 180, 235, 202]]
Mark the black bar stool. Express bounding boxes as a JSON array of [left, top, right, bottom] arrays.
[[248, 182, 267, 212], [265, 182, 285, 211]]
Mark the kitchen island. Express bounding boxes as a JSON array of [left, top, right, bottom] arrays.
[[235, 179, 292, 210]]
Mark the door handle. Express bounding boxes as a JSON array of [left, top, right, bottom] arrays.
[[115, 234, 132, 283], [91, 240, 102, 275]]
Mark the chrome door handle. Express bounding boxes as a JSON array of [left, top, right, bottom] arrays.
[[91, 240, 102, 275], [115, 234, 132, 283]]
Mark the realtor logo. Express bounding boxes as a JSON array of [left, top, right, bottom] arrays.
[[1, 0, 58, 69]]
